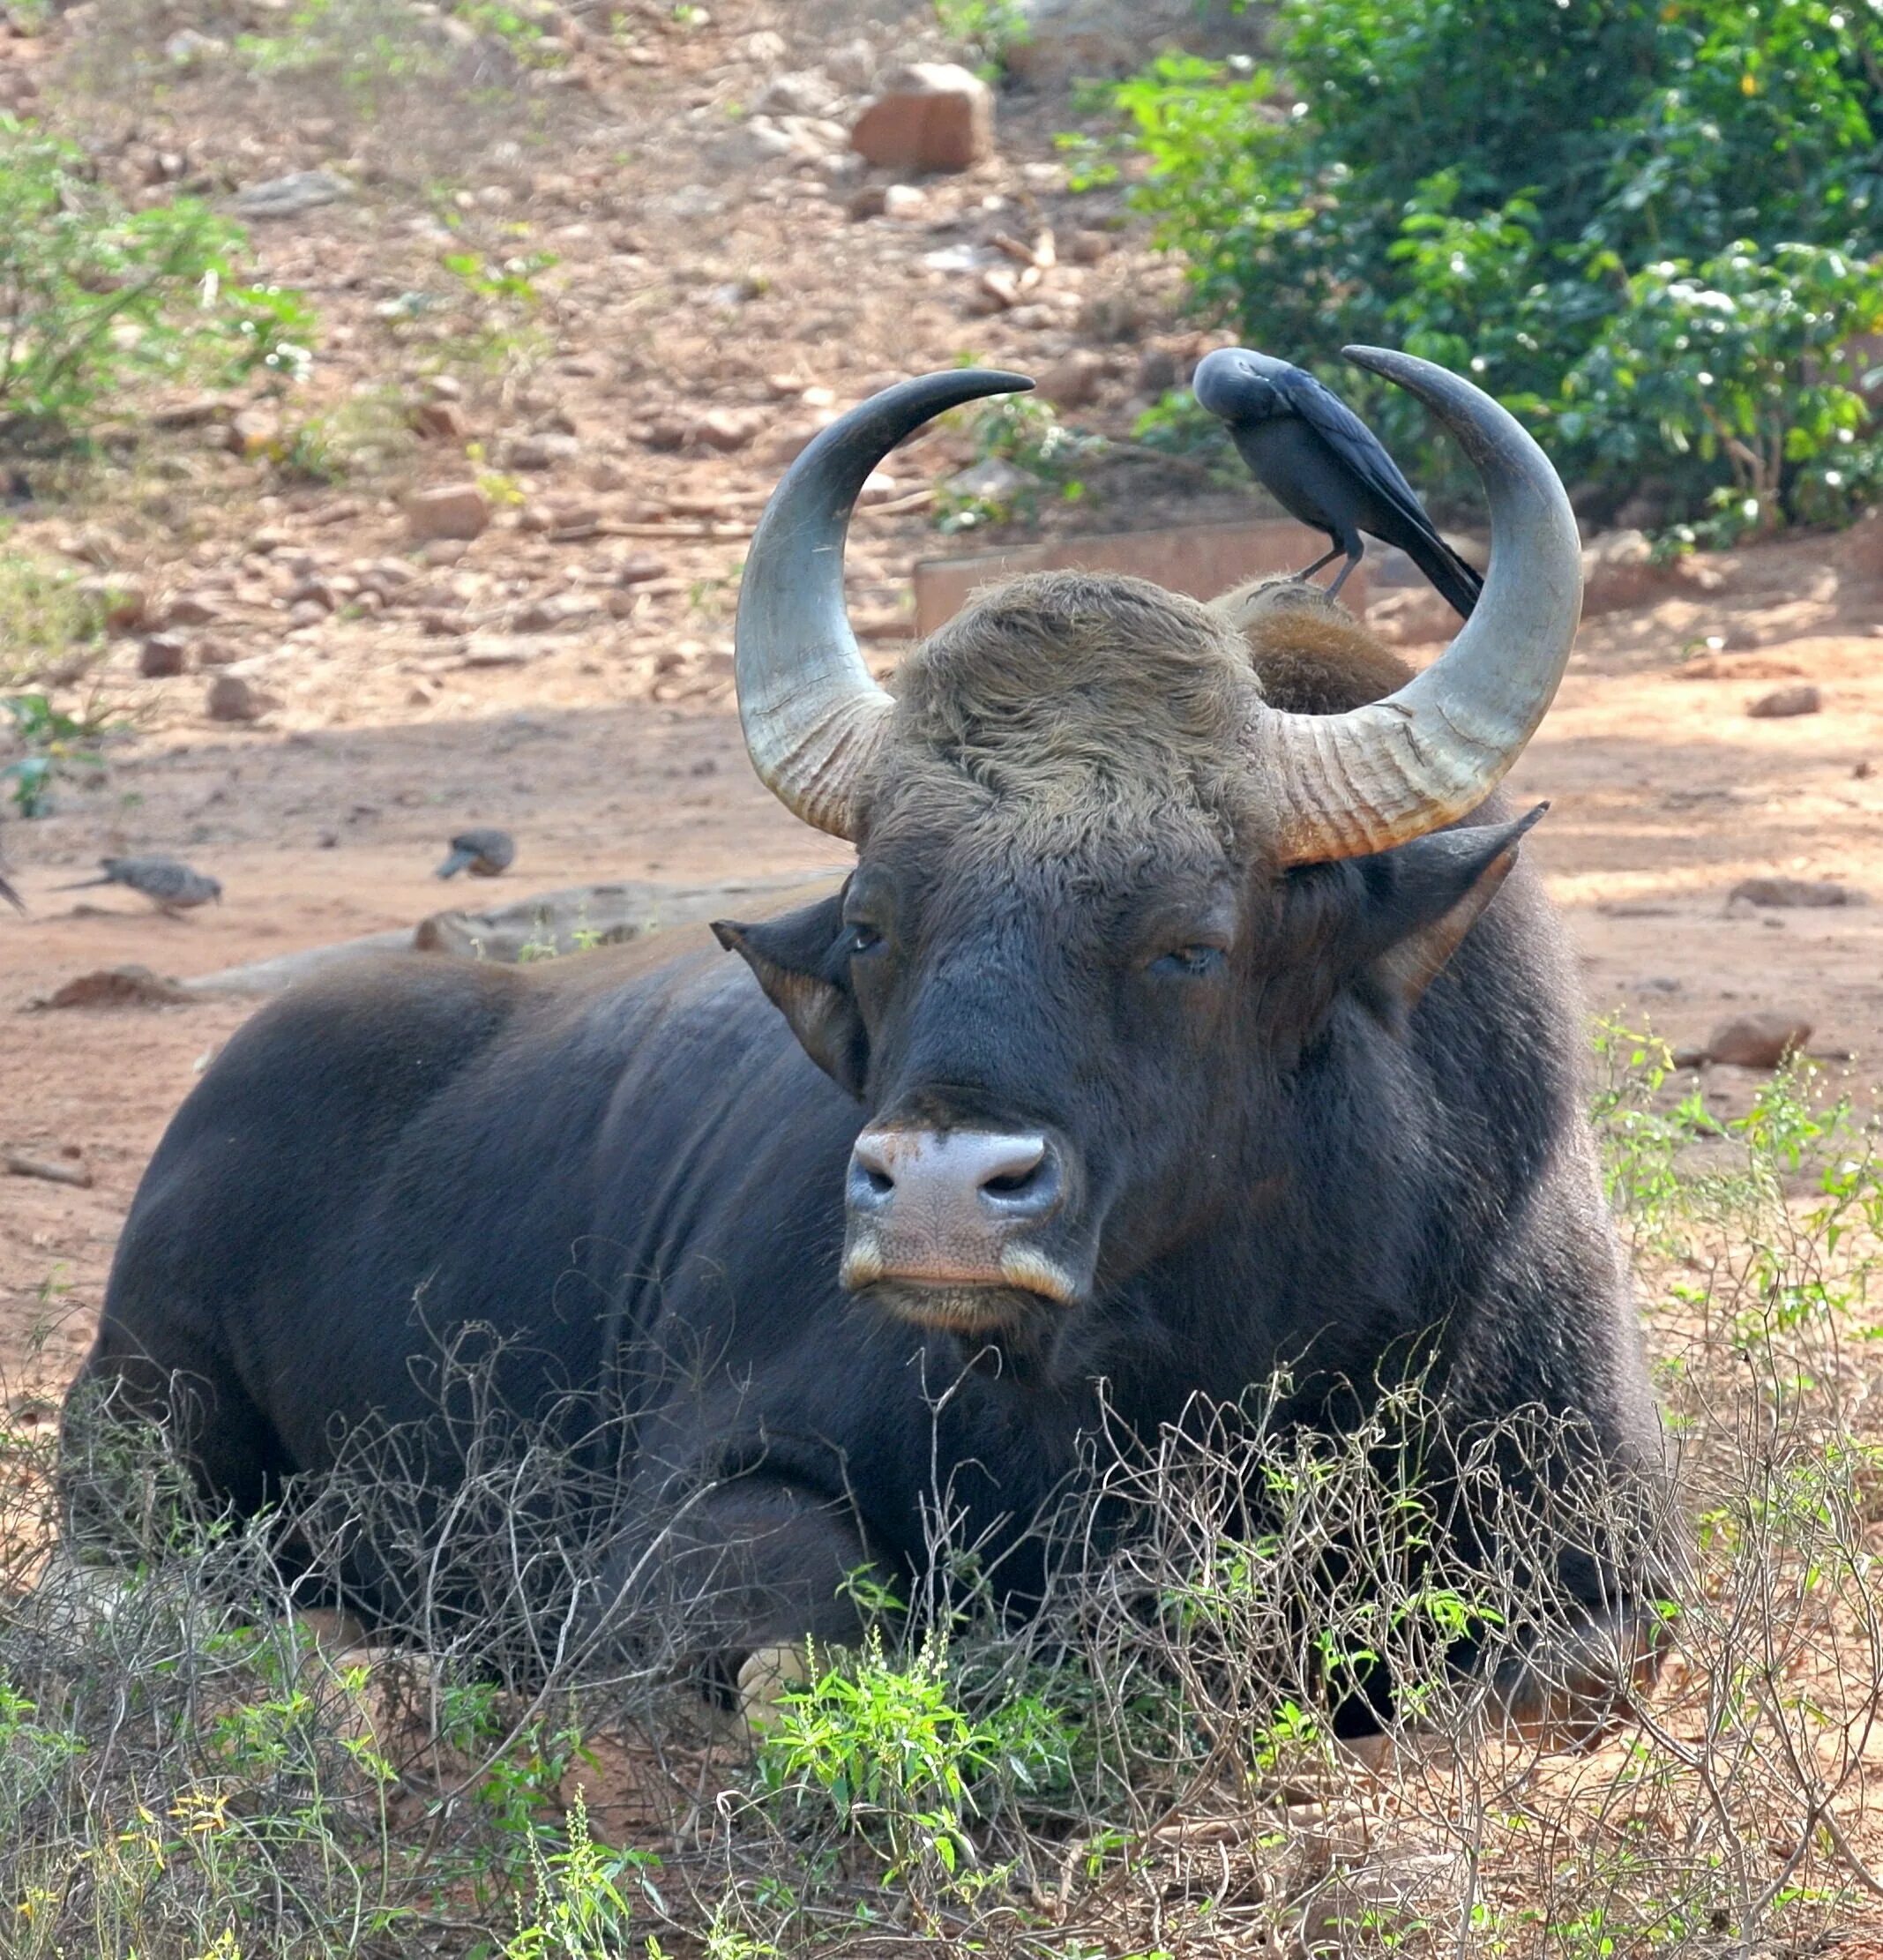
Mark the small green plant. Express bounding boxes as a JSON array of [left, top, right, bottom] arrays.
[[0, 551, 111, 690], [0, 118, 313, 452], [2, 692, 116, 817], [751, 1629, 1077, 1898], [1105, 0, 1883, 527], [273, 391, 414, 485], [935, 396, 1104, 533], [503, 1792, 661, 1959], [430, 249, 557, 378], [934, 0, 1031, 77], [1558, 242, 1883, 541]]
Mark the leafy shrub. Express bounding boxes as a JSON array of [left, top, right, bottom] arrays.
[[1111, 0, 1883, 527], [0, 118, 312, 453]]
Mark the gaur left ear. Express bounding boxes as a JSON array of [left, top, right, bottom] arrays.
[[1349, 804, 1547, 1024], [713, 894, 871, 1098]]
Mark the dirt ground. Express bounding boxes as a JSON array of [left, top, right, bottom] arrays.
[[3, 0, 1882, 1419]]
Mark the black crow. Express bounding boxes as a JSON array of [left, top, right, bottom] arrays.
[[1192, 344, 1483, 619]]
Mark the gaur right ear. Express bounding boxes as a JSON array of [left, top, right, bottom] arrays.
[[713, 894, 870, 1098], [1349, 804, 1547, 1027]]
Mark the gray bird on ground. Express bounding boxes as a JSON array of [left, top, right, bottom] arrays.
[[1192, 344, 1484, 619], [436, 827, 515, 879], [56, 856, 222, 913]]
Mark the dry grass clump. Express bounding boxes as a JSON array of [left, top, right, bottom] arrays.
[[3, 1044, 1880, 1956]]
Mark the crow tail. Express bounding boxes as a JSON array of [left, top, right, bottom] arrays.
[[1412, 535, 1484, 621], [0, 872, 23, 914], [436, 849, 474, 880], [51, 875, 110, 893]]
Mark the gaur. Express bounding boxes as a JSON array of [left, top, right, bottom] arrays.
[[64, 353, 1666, 1732]]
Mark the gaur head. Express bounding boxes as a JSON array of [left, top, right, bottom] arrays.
[[714, 357, 1581, 1342]]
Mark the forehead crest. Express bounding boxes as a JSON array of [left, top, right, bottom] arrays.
[[883, 572, 1258, 818]]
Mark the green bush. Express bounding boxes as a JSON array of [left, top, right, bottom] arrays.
[[0, 117, 313, 452], [1112, 0, 1883, 528]]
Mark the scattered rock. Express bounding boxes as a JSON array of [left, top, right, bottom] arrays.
[[503, 430, 582, 470], [405, 483, 491, 542], [226, 408, 280, 457], [882, 183, 927, 220], [512, 592, 603, 632], [849, 63, 995, 175], [1580, 529, 1674, 617], [615, 551, 669, 585], [232, 169, 353, 220], [1067, 227, 1113, 264], [944, 456, 1038, 505], [158, 589, 223, 629], [692, 407, 766, 453], [826, 36, 877, 91], [138, 632, 189, 677], [754, 70, 841, 117], [1728, 877, 1862, 909], [74, 572, 148, 632], [163, 27, 228, 67], [410, 399, 470, 441], [1706, 1011, 1813, 1070], [4, 1149, 93, 1187], [205, 673, 274, 722], [1746, 684, 1821, 719], [39, 965, 193, 1010], [1034, 348, 1107, 411]]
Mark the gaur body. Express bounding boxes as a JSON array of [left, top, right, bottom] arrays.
[[68, 362, 1667, 1728]]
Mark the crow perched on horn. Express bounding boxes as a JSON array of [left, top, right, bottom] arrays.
[[1193, 346, 1484, 620]]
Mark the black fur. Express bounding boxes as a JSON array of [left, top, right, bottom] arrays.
[[64, 590, 1665, 1711]]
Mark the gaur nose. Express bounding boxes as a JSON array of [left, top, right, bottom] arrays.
[[848, 1128, 1063, 1225]]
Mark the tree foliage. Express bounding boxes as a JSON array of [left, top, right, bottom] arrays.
[[1116, 0, 1883, 535]]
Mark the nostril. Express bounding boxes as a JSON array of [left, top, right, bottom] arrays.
[[861, 1165, 894, 1198], [975, 1138, 1058, 1216]]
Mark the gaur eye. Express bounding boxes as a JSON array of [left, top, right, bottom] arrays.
[[1154, 944, 1226, 978], [846, 921, 885, 957]]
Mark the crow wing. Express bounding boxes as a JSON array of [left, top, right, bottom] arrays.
[[1272, 366, 1445, 542], [1274, 364, 1483, 617]]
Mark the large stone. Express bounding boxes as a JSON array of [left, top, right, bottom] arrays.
[[138, 632, 189, 677], [849, 64, 994, 175], [405, 483, 491, 542], [1746, 684, 1821, 719], [232, 169, 352, 221], [205, 673, 274, 722], [1706, 1012, 1812, 1070], [1580, 528, 1673, 617]]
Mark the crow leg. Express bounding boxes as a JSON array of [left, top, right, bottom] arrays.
[[1326, 535, 1366, 602], [1294, 544, 1342, 581]]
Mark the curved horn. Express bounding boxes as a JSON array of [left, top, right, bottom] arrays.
[[1246, 347, 1582, 864], [736, 369, 1035, 839]]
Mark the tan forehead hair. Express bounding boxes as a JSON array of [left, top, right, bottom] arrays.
[[878, 572, 1262, 838]]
